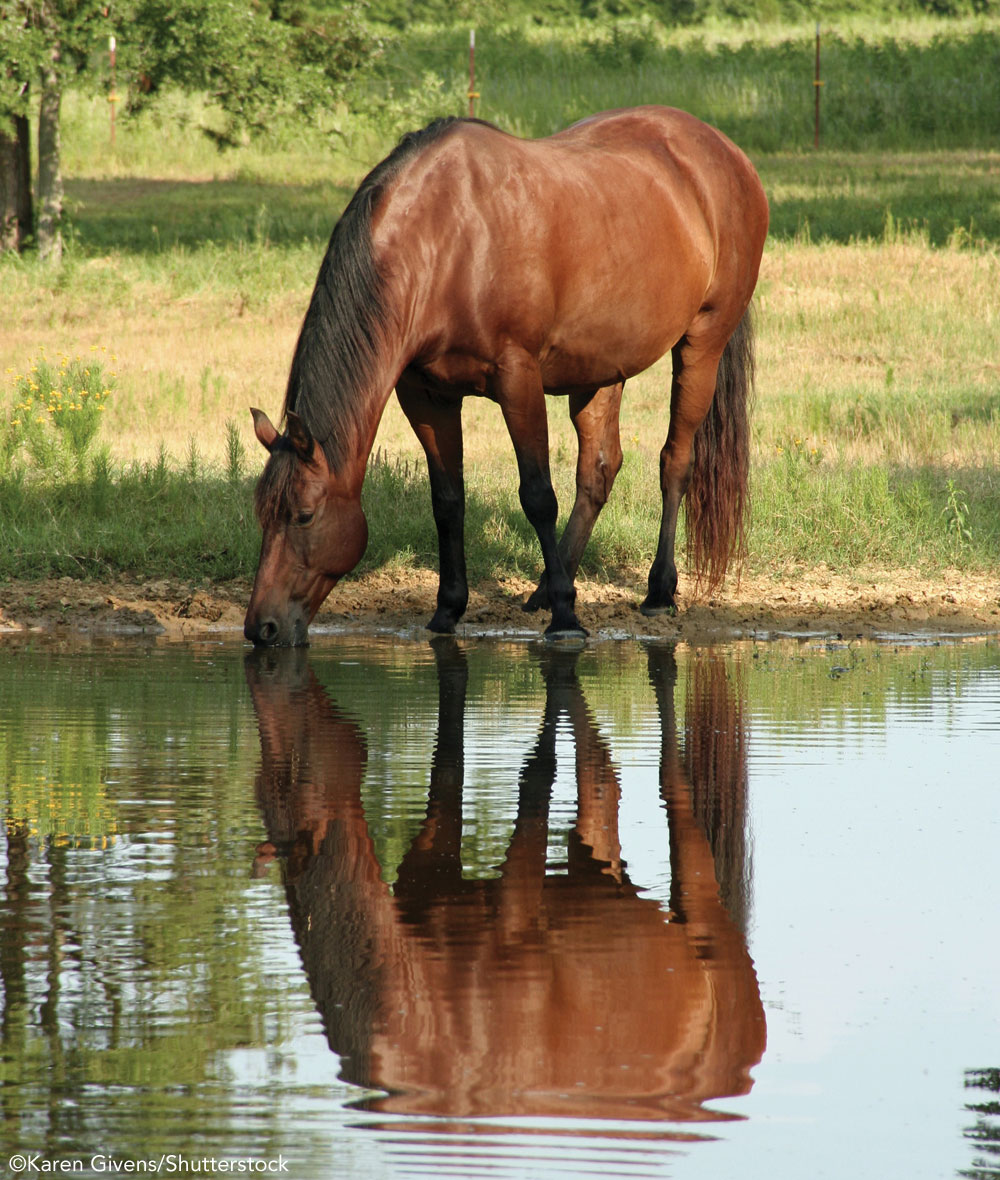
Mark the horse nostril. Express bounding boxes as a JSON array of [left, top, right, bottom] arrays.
[[258, 619, 279, 645]]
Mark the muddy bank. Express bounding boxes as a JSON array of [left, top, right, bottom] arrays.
[[2, 565, 998, 644]]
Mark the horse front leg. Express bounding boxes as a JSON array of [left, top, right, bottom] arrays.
[[524, 382, 624, 614], [396, 377, 468, 633], [497, 351, 586, 639]]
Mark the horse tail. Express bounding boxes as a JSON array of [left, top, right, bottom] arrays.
[[685, 304, 755, 594]]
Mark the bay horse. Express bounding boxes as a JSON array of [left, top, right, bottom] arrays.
[[245, 106, 768, 646]]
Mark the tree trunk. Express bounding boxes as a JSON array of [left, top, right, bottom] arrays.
[[37, 55, 63, 265], [0, 114, 33, 254]]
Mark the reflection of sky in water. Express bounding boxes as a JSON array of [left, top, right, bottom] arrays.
[[1, 639, 997, 1180], [731, 669, 1000, 1180]]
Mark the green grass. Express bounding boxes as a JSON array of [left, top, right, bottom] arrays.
[[760, 151, 1000, 246], [0, 458, 257, 581], [2, 443, 996, 587], [54, 148, 1000, 262]]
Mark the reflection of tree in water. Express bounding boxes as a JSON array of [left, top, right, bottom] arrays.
[[962, 1068, 1000, 1180], [248, 640, 766, 1124]]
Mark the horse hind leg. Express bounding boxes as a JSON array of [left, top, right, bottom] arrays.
[[524, 382, 624, 613], [642, 338, 722, 616], [643, 312, 753, 615]]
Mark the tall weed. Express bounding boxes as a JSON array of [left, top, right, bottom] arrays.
[[4, 352, 115, 477]]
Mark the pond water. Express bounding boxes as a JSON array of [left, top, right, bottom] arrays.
[[1, 633, 998, 1180]]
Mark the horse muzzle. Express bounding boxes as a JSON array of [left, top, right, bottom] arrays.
[[244, 601, 311, 647]]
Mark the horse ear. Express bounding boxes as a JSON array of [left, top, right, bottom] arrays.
[[285, 411, 316, 463], [251, 407, 279, 452]]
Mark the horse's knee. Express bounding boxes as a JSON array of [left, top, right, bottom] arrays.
[[519, 477, 558, 528], [578, 447, 623, 512]]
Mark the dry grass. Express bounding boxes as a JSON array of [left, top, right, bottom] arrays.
[[3, 233, 998, 477], [755, 239, 1000, 467]]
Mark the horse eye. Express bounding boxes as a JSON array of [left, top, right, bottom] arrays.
[[294, 509, 315, 527]]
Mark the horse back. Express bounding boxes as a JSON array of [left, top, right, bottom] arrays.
[[372, 107, 768, 389]]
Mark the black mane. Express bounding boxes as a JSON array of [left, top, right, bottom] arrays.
[[283, 116, 488, 468]]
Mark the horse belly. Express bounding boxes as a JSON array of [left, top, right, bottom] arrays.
[[537, 256, 704, 391]]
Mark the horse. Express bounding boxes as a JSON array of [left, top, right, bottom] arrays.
[[244, 106, 769, 646], [247, 640, 766, 1122]]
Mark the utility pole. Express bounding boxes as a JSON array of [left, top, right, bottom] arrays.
[[109, 34, 119, 146]]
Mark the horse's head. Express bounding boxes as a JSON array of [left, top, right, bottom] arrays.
[[244, 408, 368, 646]]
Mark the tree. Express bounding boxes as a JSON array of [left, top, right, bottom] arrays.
[[1, 2, 41, 252], [1, 0, 109, 261], [0, 113, 32, 252], [0, 0, 382, 259], [125, 0, 382, 144]]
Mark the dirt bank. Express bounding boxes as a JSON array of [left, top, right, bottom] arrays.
[[2, 565, 998, 644]]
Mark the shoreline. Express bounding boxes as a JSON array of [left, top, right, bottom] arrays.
[[2, 567, 998, 645]]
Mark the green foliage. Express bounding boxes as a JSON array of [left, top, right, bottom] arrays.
[[762, 151, 1000, 247], [0, 0, 111, 127], [337, 18, 1000, 158], [364, 0, 1000, 27], [124, 0, 384, 146], [751, 460, 999, 570], [46, 17, 1000, 188]]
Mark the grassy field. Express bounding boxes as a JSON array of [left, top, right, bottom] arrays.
[[1, 14, 999, 591]]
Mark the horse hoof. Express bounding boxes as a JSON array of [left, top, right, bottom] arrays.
[[522, 593, 546, 614], [639, 600, 677, 618], [426, 613, 457, 634], [544, 624, 588, 644]]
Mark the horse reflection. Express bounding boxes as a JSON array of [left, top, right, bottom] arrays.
[[247, 643, 765, 1123]]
